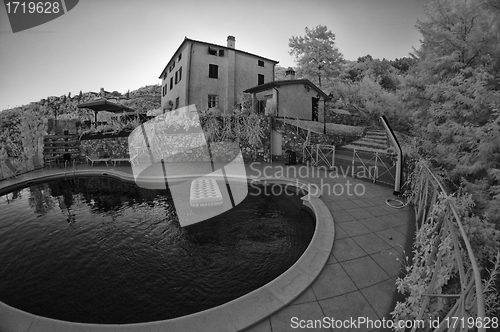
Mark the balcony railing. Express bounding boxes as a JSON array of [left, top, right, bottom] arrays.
[[401, 161, 485, 332]]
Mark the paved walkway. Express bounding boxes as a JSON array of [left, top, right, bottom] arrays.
[[0, 162, 414, 332], [244, 163, 414, 332]]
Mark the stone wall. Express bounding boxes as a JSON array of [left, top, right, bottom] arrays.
[[81, 137, 129, 158], [325, 111, 366, 127], [80, 116, 272, 163]]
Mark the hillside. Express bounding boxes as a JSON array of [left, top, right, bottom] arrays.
[[0, 84, 161, 159]]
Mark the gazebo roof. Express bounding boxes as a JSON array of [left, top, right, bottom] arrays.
[[77, 99, 136, 113]]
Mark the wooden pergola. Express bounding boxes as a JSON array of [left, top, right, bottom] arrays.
[[77, 99, 136, 124]]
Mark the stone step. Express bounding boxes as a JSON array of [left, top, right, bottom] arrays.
[[341, 144, 391, 154], [365, 132, 387, 138], [350, 140, 388, 149], [362, 137, 388, 145], [365, 132, 387, 137]]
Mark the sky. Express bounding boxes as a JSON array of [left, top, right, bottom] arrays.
[[0, 0, 430, 111]]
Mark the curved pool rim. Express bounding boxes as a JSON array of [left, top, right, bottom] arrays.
[[0, 169, 335, 332]]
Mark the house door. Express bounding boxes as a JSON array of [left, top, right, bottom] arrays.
[[312, 97, 319, 121], [257, 100, 266, 115]]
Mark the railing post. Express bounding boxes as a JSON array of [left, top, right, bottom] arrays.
[[331, 146, 335, 169], [352, 149, 355, 178], [379, 116, 403, 195]]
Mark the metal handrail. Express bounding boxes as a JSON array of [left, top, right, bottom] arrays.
[[410, 162, 485, 332]]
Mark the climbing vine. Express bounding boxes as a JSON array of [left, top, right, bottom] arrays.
[[392, 160, 500, 330]]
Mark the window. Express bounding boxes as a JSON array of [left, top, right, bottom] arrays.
[[175, 97, 179, 109], [170, 77, 173, 90], [209, 64, 218, 79], [208, 95, 219, 109], [208, 47, 225, 57], [162, 85, 167, 96], [175, 67, 182, 84], [208, 47, 217, 55], [257, 100, 266, 115], [169, 60, 175, 73], [178, 53, 182, 61], [258, 60, 264, 67], [258, 74, 264, 85]]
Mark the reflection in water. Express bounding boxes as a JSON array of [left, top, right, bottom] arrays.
[[0, 176, 315, 324], [24, 177, 172, 220], [28, 183, 56, 215]]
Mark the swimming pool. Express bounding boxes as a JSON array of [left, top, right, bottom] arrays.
[[0, 176, 315, 324]]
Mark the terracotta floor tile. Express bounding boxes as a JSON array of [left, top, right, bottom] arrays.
[[352, 233, 392, 255], [375, 228, 407, 247], [270, 302, 330, 332], [245, 318, 273, 332], [345, 208, 375, 220], [332, 210, 356, 223], [340, 256, 390, 289], [370, 249, 406, 278], [364, 205, 391, 217], [291, 287, 317, 305], [332, 237, 368, 262], [337, 220, 372, 237], [334, 224, 349, 239], [359, 217, 391, 232], [311, 263, 357, 300], [360, 279, 398, 319], [319, 291, 379, 332]]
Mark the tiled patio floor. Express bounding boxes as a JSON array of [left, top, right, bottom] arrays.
[[243, 163, 414, 332], [0, 162, 414, 332]]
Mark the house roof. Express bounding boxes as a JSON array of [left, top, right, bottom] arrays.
[[243, 79, 331, 100], [77, 99, 136, 113], [158, 37, 280, 79]]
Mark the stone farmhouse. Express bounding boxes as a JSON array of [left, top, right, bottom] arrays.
[[158, 35, 329, 121]]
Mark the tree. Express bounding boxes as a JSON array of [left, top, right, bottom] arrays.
[[274, 65, 289, 81], [18, 106, 46, 160], [357, 54, 373, 63], [390, 57, 417, 74], [289, 25, 344, 88], [399, 0, 500, 227], [415, 0, 500, 75]]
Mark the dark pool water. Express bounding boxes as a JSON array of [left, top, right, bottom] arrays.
[[0, 176, 315, 324]]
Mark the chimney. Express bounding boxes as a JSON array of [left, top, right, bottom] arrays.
[[227, 35, 235, 49], [285, 67, 295, 80]]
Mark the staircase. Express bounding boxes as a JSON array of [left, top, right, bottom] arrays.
[[341, 128, 393, 154]]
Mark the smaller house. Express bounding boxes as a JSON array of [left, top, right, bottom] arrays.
[[244, 68, 332, 158], [243, 68, 330, 121]]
